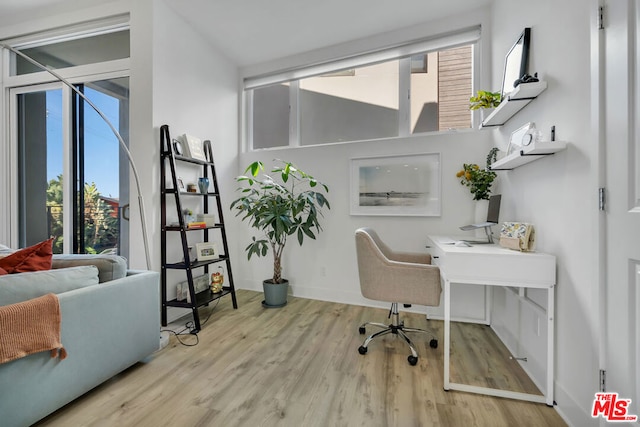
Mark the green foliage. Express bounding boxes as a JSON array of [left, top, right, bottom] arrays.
[[45, 175, 118, 253], [456, 148, 499, 201], [469, 90, 502, 110], [230, 160, 330, 284]]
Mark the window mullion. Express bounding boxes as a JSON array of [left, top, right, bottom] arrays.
[[289, 81, 300, 147], [399, 58, 411, 137]]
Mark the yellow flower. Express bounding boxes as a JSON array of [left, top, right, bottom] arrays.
[[456, 170, 464, 178]]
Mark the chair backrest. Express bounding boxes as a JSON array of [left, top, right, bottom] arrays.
[[355, 228, 441, 307]]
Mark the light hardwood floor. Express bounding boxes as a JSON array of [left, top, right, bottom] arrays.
[[36, 290, 567, 427]]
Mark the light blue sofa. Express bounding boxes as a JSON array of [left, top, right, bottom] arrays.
[[0, 255, 160, 427]]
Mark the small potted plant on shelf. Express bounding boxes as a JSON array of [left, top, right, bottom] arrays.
[[469, 90, 502, 110], [230, 160, 330, 308], [470, 90, 502, 122]]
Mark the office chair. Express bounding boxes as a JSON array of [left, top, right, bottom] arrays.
[[355, 227, 441, 365]]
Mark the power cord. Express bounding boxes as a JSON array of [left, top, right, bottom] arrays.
[[160, 298, 221, 347]]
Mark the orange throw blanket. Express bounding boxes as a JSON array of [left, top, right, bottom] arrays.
[[0, 293, 67, 364]]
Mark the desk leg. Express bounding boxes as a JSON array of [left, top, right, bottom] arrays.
[[444, 278, 451, 391], [546, 286, 555, 406]]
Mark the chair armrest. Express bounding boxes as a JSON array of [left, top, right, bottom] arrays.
[[387, 251, 431, 264]]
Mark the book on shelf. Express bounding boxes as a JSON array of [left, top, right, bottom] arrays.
[[187, 221, 207, 229]]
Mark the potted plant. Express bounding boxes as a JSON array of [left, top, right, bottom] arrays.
[[230, 160, 330, 307], [456, 148, 499, 201], [469, 90, 502, 110]]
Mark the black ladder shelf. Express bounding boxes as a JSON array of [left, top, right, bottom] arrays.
[[160, 124, 237, 332]]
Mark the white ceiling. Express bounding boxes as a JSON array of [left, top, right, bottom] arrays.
[[0, 0, 492, 67]]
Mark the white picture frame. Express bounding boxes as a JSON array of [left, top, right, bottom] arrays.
[[350, 153, 441, 216], [195, 242, 218, 261], [507, 122, 535, 155], [179, 134, 207, 162]]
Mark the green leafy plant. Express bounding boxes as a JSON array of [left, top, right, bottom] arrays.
[[230, 160, 330, 284], [469, 90, 502, 110], [456, 148, 499, 200]]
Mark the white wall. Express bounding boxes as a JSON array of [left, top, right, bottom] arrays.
[[489, 0, 597, 425], [152, 0, 239, 322]]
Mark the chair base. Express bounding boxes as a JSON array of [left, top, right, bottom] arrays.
[[358, 302, 438, 366]]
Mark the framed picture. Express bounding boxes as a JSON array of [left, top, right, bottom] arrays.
[[176, 176, 185, 191], [179, 134, 207, 162], [507, 122, 535, 155], [196, 242, 218, 261], [350, 153, 441, 216]]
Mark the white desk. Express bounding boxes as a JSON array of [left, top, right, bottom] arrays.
[[427, 235, 556, 405]]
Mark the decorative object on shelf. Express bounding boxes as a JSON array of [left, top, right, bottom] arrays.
[[513, 72, 539, 88], [457, 148, 498, 201], [499, 222, 536, 252], [349, 153, 441, 216], [211, 267, 224, 293], [182, 208, 195, 224], [176, 274, 210, 302], [177, 176, 185, 192], [196, 242, 218, 261], [507, 122, 536, 155], [469, 90, 502, 110], [177, 134, 207, 162], [500, 27, 531, 99], [198, 177, 209, 194], [197, 213, 216, 227], [186, 183, 197, 193], [172, 139, 183, 156], [230, 160, 331, 308], [182, 245, 196, 264]]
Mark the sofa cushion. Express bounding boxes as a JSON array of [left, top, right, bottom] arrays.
[[51, 254, 127, 283], [0, 239, 53, 276], [0, 265, 99, 306]]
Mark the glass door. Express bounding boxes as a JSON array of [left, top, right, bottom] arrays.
[[12, 77, 130, 258]]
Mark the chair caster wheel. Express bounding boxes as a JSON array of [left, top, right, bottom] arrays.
[[358, 346, 368, 355], [408, 355, 418, 366], [359, 326, 366, 335], [430, 339, 438, 349]]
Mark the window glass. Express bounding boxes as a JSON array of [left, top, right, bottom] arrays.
[[299, 61, 400, 145], [252, 83, 290, 149], [13, 30, 130, 76]]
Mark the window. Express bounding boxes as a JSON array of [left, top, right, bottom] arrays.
[[245, 28, 479, 149], [5, 25, 131, 258]]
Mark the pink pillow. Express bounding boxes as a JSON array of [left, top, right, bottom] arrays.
[[0, 239, 53, 274]]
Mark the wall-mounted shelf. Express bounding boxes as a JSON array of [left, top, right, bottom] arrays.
[[480, 81, 547, 128], [490, 141, 567, 170]]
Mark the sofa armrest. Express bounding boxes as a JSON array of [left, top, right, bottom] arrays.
[[0, 269, 160, 427]]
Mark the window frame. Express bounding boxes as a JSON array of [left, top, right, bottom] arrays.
[[243, 27, 481, 151]]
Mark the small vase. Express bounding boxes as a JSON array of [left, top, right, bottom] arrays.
[[198, 177, 209, 194]]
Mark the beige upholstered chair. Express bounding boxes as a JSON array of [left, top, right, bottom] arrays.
[[355, 227, 442, 365]]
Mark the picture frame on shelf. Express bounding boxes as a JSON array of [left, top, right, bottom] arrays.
[[349, 153, 441, 217], [178, 133, 207, 162], [501, 28, 531, 100], [177, 176, 185, 192], [507, 122, 535, 155], [196, 242, 218, 261]]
